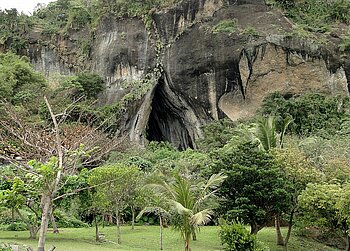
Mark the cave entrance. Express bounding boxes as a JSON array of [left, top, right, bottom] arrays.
[[146, 77, 195, 150]]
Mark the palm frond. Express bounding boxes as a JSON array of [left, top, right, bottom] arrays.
[[202, 173, 227, 191], [172, 200, 192, 216], [146, 178, 175, 199], [191, 209, 213, 225], [173, 174, 194, 209], [255, 116, 278, 151], [136, 206, 167, 220], [194, 173, 226, 210], [279, 116, 293, 148]]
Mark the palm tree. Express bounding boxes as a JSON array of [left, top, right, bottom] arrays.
[[137, 200, 168, 250], [149, 173, 226, 251]]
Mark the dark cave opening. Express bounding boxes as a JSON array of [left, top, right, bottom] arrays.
[[146, 77, 194, 150]]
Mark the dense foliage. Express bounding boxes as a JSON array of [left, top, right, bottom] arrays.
[[0, 9, 33, 53], [260, 92, 350, 136], [0, 52, 45, 106], [274, 0, 350, 32], [219, 220, 256, 251], [213, 142, 290, 234]]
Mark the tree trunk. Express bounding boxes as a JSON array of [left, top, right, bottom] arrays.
[[37, 195, 52, 251], [159, 215, 163, 251], [284, 209, 295, 251], [95, 215, 100, 242], [185, 233, 191, 251], [37, 97, 63, 251], [29, 226, 38, 239], [275, 214, 285, 246], [344, 235, 350, 251], [116, 210, 121, 244], [192, 229, 197, 241], [51, 214, 59, 234], [131, 206, 135, 231], [250, 222, 259, 235], [12, 208, 15, 224], [15, 208, 37, 239]]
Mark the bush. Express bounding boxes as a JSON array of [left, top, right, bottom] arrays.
[[0, 207, 17, 225], [339, 35, 350, 52], [0, 244, 12, 251], [6, 222, 27, 231], [275, 0, 350, 35], [53, 210, 89, 228], [212, 20, 237, 33], [219, 219, 256, 251]]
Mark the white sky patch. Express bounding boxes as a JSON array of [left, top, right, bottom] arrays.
[[0, 0, 56, 15]]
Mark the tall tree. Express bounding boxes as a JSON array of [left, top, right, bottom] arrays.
[[214, 142, 290, 235], [273, 147, 321, 250]]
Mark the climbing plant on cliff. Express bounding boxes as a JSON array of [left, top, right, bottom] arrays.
[[274, 0, 350, 33]]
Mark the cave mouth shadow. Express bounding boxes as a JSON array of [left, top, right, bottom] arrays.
[[146, 77, 194, 150]]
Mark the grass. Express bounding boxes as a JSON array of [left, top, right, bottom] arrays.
[[0, 226, 341, 251], [212, 19, 237, 34]]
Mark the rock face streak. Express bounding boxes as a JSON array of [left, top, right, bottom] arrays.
[[27, 0, 349, 149]]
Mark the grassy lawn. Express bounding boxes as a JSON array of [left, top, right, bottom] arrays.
[[0, 226, 340, 251]]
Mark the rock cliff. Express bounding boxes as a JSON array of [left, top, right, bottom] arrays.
[[24, 0, 350, 149]]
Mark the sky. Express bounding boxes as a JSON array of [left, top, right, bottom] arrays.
[[0, 0, 56, 14]]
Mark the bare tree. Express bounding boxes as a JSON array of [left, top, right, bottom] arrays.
[[0, 97, 123, 251]]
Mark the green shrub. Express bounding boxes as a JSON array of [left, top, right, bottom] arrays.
[[276, 0, 350, 36], [6, 222, 27, 231], [0, 52, 46, 105], [328, 0, 350, 23], [58, 73, 105, 100], [241, 26, 259, 38], [339, 35, 350, 52], [212, 19, 237, 33], [219, 219, 256, 251], [0, 244, 12, 251], [0, 207, 17, 225], [53, 210, 89, 228], [275, 0, 296, 8]]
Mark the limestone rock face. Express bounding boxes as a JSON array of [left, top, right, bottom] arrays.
[[220, 44, 348, 121], [23, 0, 350, 149], [91, 17, 157, 104], [28, 45, 74, 77]]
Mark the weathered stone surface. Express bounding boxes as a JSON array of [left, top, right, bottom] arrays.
[[28, 45, 74, 77], [91, 17, 157, 104], [20, 0, 350, 149], [153, 0, 224, 43], [218, 44, 349, 120]]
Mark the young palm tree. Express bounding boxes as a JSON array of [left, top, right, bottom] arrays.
[[149, 173, 226, 251], [255, 115, 293, 151], [137, 195, 168, 250]]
